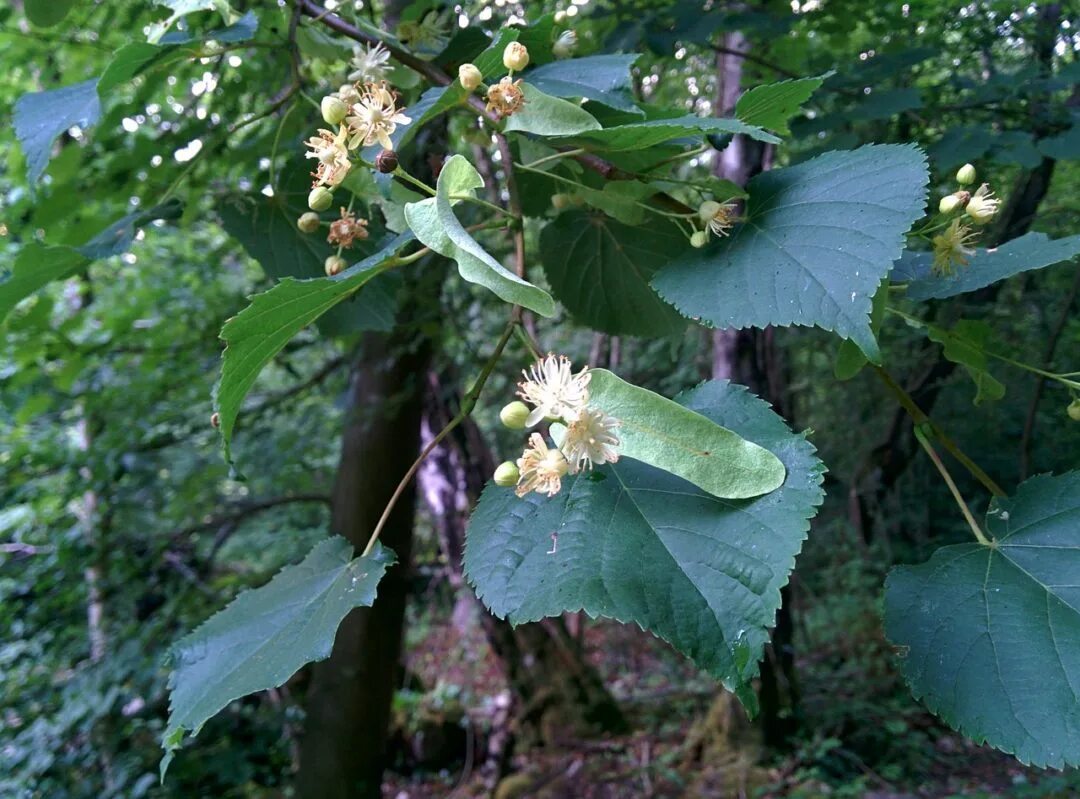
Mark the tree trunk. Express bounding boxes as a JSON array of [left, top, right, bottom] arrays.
[[296, 332, 431, 799]]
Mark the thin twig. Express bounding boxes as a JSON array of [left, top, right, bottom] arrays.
[[914, 427, 992, 546]]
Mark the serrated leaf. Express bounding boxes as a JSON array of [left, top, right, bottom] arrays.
[[893, 232, 1080, 301], [162, 538, 394, 774], [885, 472, 1080, 769], [504, 83, 602, 137], [735, 75, 826, 135], [404, 155, 555, 316], [588, 369, 786, 499], [539, 211, 687, 336], [834, 278, 888, 378], [15, 79, 101, 184], [652, 144, 929, 354], [526, 54, 641, 113], [464, 380, 824, 707], [215, 236, 410, 464], [25, 0, 77, 27], [561, 114, 779, 152]]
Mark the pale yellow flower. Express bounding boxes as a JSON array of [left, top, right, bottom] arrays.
[[517, 354, 590, 427], [516, 433, 569, 497], [304, 125, 351, 188], [561, 407, 620, 473], [348, 43, 391, 84], [698, 199, 738, 237], [346, 82, 412, 151], [932, 218, 979, 276], [965, 183, 999, 225]]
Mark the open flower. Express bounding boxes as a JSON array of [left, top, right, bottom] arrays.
[[516, 433, 569, 497], [348, 42, 391, 84], [305, 125, 352, 187], [561, 407, 620, 473], [932, 218, 978, 276], [486, 76, 526, 117], [965, 183, 999, 225], [517, 354, 590, 427], [327, 208, 369, 248], [698, 200, 738, 237], [346, 82, 412, 151]]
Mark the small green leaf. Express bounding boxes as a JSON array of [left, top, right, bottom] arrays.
[[561, 115, 779, 152], [539, 212, 687, 336], [653, 144, 929, 354], [924, 320, 1006, 405], [525, 54, 641, 113], [465, 380, 824, 708], [404, 155, 555, 316], [0, 245, 86, 324], [885, 471, 1080, 769], [25, 0, 77, 27], [215, 237, 410, 464], [735, 75, 826, 135], [15, 79, 101, 184], [504, 83, 602, 137], [588, 369, 786, 499], [162, 538, 394, 775]]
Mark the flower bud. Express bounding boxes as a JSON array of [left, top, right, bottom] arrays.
[[698, 200, 722, 223], [939, 193, 965, 214], [690, 230, 709, 249], [551, 193, 571, 211], [553, 30, 578, 59], [321, 95, 349, 126], [324, 255, 347, 277], [458, 63, 483, 91], [1068, 399, 1080, 422], [375, 149, 399, 174], [503, 42, 530, 72], [308, 186, 333, 211], [493, 461, 520, 487], [210, 412, 221, 428], [956, 163, 976, 186], [297, 212, 321, 233], [500, 400, 531, 430]]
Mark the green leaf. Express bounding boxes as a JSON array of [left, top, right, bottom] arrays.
[[464, 380, 824, 707], [162, 538, 394, 774], [14, 79, 102, 184], [215, 237, 409, 464], [77, 200, 184, 259], [588, 369, 786, 499], [653, 144, 929, 354], [562, 114, 779, 152], [1038, 121, 1080, 161], [885, 472, 1080, 769], [923, 320, 1005, 405], [893, 233, 1080, 301], [25, 0, 77, 27], [0, 245, 86, 324], [504, 83, 602, 137], [404, 155, 555, 316], [834, 278, 888, 378], [734, 75, 826, 135], [539, 212, 688, 336], [525, 54, 641, 113]]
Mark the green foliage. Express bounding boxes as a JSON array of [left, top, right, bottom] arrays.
[[14, 79, 101, 183], [24, 0, 77, 27], [563, 114, 780, 152], [735, 75, 827, 135], [923, 320, 1007, 405], [885, 472, 1080, 769], [525, 54, 640, 112], [504, 83, 602, 136]]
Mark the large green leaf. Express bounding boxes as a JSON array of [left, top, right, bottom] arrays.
[[162, 538, 394, 774], [464, 380, 824, 707], [14, 79, 101, 184], [404, 155, 555, 316], [734, 75, 825, 135], [588, 369, 786, 499], [504, 83, 602, 136], [885, 472, 1080, 769], [893, 232, 1080, 301], [653, 144, 928, 357], [560, 115, 780, 152], [539, 212, 687, 336], [525, 54, 640, 113], [214, 236, 410, 464]]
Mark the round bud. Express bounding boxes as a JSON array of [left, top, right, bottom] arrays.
[[690, 230, 709, 249], [956, 163, 977, 186], [458, 63, 483, 91], [553, 30, 578, 60], [324, 255, 347, 277], [308, 186, 333, 211], [503, 42, 530, 72], [1068, 399, 1080, 422], [297, 212, 321, 233], [698, 200, 722, 223], [375, 149, 399, 174], [210, 412, 221, 428], [493, 461, 520, 487], [499, 400, 531, 430], [939, 193, 964, 214], [321, 95, 349, 126], [551, 193, 571, 211]]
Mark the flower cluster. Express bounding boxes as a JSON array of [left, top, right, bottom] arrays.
[[493, 355, 621, 498], [457, 42, 534, 120], [932, 163, 1000, 276]]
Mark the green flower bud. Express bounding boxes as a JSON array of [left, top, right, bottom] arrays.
[[551, 193, 571, 211], [503, 42, 530, 72], [690, 230, 709, 249], [956, 163, 976, 186], [458, 63, 483, 91], [297, 212, 321, 233], [321, 95, 349, 126], [499, 400, 531, 430], [493, 461, 520, 488], [938, 192, 966, 215], [1068, 399, 1080, 422], [308, 186, 333, 211], [324, 255, 347, 277]]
